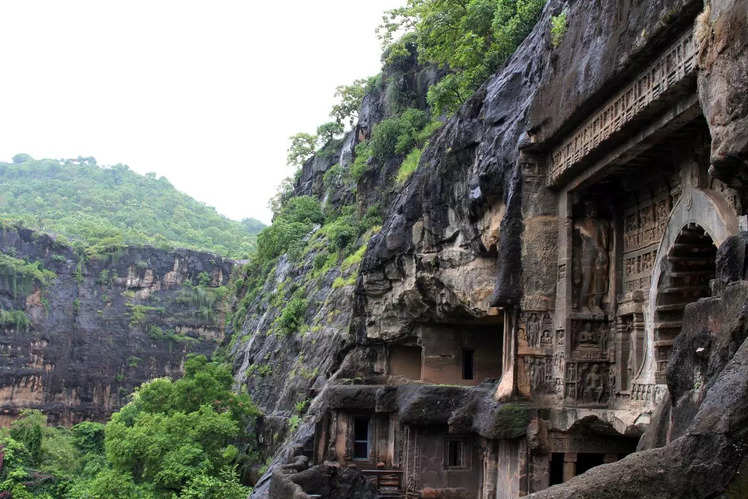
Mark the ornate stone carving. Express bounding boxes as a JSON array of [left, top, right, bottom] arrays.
[[574, 362, 610, 404], [564, 362, 577, 400], [622, 186, 675, 293], [518, 311, 554, 351], [549, 30, 696, 184], [630, 383, 665, 404], [524, 356, 554, 393], [571, 318, 609, 361], [572, 202, 611, 313]]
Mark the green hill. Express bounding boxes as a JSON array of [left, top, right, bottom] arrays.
[[0, 154, 264, 259]]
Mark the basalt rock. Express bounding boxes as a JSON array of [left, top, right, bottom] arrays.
[[246, 0, 748, 496], [0, 224, 232, 425]]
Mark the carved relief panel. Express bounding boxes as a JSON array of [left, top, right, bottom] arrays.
[[615, 313, 644, 392], [517, 311, 554, 353], [518, 310, 555, 396], [570, 318, 610, 361], [564, 361, 612, 405], [622, 185, 676, 295]]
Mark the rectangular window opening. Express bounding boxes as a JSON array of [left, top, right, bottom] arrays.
[[462, 349, 474, 380], [446, 440, 464, 468], [353, 416, 370, 460]]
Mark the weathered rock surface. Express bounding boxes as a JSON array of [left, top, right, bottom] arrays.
[[240, 0, 748, 497], [697, 0, 748, 192], [0, 225, 232, 424], [269, 463, 378, 499]]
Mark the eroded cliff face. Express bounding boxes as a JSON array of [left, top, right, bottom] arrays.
[[0, 224, 232, 425], [227, 48, 442, 485], [234, 0, 748, 497]]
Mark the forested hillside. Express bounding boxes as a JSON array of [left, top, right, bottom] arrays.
[[0, 155, 264, 259]]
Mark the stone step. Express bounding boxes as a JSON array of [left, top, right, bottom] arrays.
[[655, 339, 675, 348], [658, 286, 709, 295], [654, 321, 682, 331], [667, 270, 714, 278], [667, 255, 714, 264], [656, 303, 690, 312]]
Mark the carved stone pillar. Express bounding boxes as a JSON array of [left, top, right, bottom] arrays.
[[562, 452, 577, 482]]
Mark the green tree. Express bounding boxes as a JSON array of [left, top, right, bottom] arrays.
[[317, 121, 344, 144], [378, 0, 546, 115], [330, 79, 368, 127], [286, 133, 318, 167], [9, 409, 45, 465]]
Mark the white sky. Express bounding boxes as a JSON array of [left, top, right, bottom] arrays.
[[0, 1, 403, 225]]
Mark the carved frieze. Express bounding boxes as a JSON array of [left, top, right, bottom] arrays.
[[622, 187, 675, 294], [631, 383, 667, 404], [549, 31, 696, 184], [616, 313, 645, 392]]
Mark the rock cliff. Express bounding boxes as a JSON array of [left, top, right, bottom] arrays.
[[236, 0, 748, 497], [0, 223, 232, 425]]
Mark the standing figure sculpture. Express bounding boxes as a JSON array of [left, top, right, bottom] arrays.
[[573, 202, 611, 314]]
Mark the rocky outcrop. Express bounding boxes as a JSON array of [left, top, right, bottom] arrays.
[[697, 0, 748, 192], [360, 0, 709, 331], [269, 463, 378, 499], [0, 224, 232, 425]]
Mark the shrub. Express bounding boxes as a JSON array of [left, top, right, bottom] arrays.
[[342, 244, 367, 270], [10, 410, 45, 465], [322, 163, 343, 189], [286, 133, 317, 167], [0, 309, 31, 331], [323, 210, 359, 252], [330, 79, 368, 127], [396, 147, 423, 184], [277, 295, 308, 335], [278, 196, 324, 225], [550, 12, 567, 47], [317, 121, 344, 143], [332, 274, 357, 289], [72, 422, 106, 455], [351, 141, 372, 180]]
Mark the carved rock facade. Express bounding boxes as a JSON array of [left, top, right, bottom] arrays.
[[260, 0, 748, 497]]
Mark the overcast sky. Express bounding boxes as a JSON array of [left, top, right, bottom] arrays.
[[0, 1, 403, 224]]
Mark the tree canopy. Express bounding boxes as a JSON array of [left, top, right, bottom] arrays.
[[378, 0, 547, 115], [0, 156, 265, 259], [0, 355, 258, 498]]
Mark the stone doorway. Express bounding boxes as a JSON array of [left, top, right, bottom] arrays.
[[653, 224, 716, 381]]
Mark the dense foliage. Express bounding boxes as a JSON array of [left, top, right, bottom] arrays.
[[0, 355, 258, 498], [378, 0, 547, 116], [0, 155, 264, 259]]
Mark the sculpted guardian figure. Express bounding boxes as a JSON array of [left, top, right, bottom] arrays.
[[573, 202, 611, 314]]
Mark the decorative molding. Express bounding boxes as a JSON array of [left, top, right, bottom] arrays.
[[549, 31, 696, 185]]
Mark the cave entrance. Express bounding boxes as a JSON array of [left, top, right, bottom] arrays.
[[653, 223, 716, 381]]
